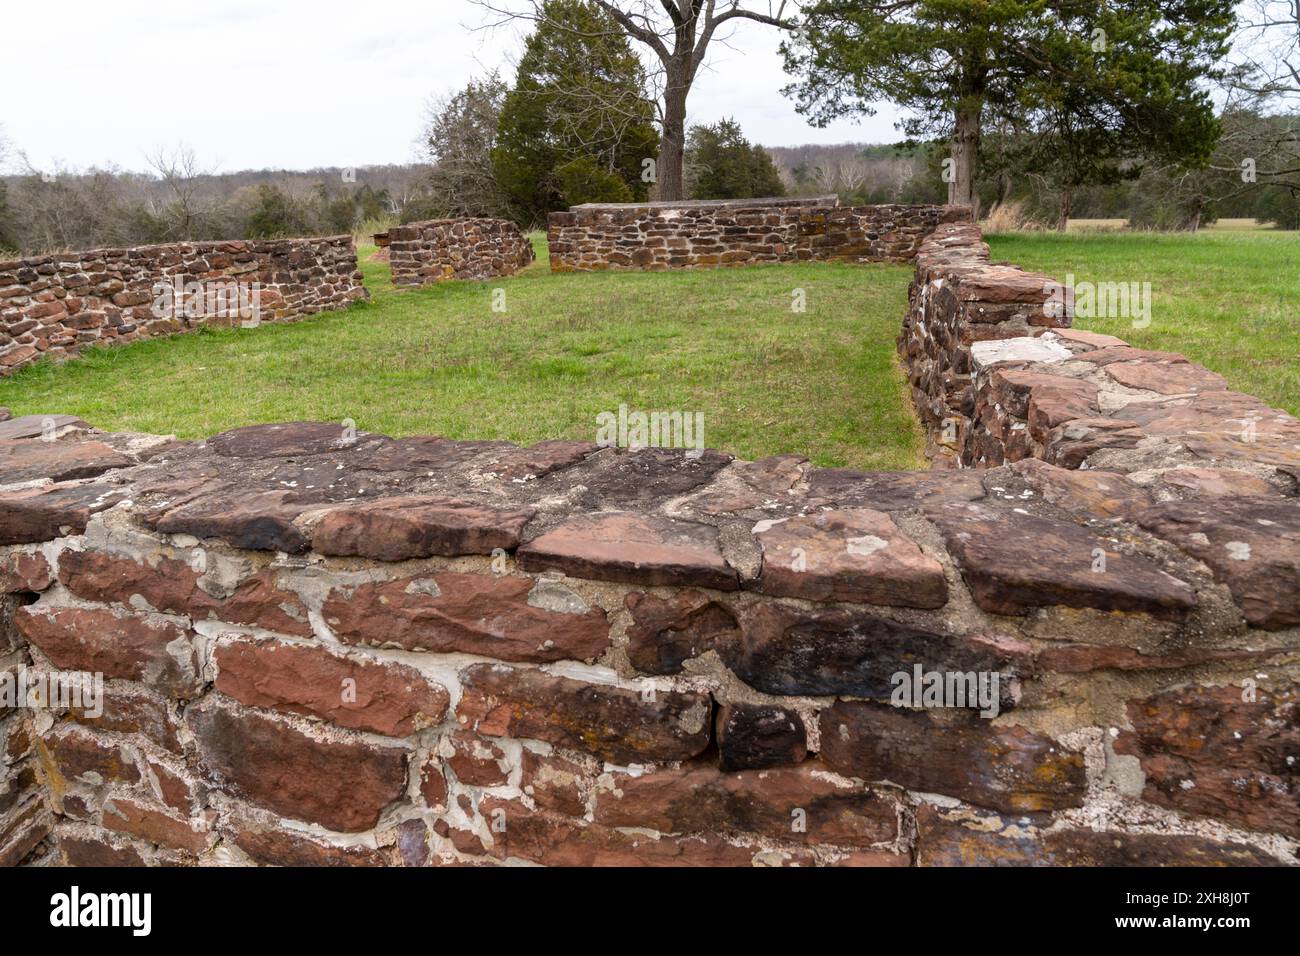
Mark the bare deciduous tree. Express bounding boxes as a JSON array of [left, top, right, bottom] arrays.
[[473, 1, 796, 200]]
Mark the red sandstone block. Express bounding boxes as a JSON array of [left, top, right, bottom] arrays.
[[456, 662, 712, 764], [102, 796, 213, 855], [40, 727, 141, 788], [58, 549, 312, 637], [17, 604, 203, 698], [187, 696, 408, 832], [443, 730, 510, 787], [1114, 683, 1298, 838], [472, 795, 761, 866], [0, 549, 52, 593], [819, 701, 1086, 814], [594, 761, 897, 847], [213, 635, 449, 737], [321, 571, 609, 663]]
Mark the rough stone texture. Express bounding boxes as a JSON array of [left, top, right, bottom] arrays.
[[715, 703, 807, 772], [456, 663, 712, 764], [187, 697, 408, 832], [1114, 684, 1298, 839], [926, 500, 1197, 619], [593, 761, 897, 846], [213, 635, 450, 737], [915, 805, 1286, 866], [388, 218, 534, 286], [518, 512, 738, 589], [3, 216, 1298, 868], [0, 236, 366, 375], [752, 509, 947, 608], [548, 198, 970, 272], [1133, 498, 1300, 630], [311, 496, 535, 560], [321, 572, 609, 663], [819, 701, 1087, 814]]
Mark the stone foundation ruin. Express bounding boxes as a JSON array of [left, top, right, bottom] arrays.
[[1, 213, 1296, 867], [0, 238, 367, 377]]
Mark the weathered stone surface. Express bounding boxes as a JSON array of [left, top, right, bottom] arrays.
[[624, 589, 738, 675], [456, 663, 712, 764], [806, 468, 985, 511], [58, 549, 311, 636], [1155, 467, 1280, 499], [0, 415, 88, 441], [214, 636, 449, 737], [915, 805, 1283, 866], [819, 701, 1086, 814], [18, 605, 202, 697], [225, 817, 388, 867], [39, 728, 141, 787], [1074, 346, 1190, 368], [723, 602, 1028, 699], [103, 797, 211, 855], [187, 697, 408, 832], [716, 703, 807, 771], [322, 572, 609, 662], [151, 490, 313, 553], [517, 512, 738, 589], [0, 549, 52, 592], [67, 686, 182, 753], [1035, 642, 1272, 674], [926, 501, 1197, 618], [1054, 328, 1126, 349], [0, 483, 123, 545], [971, 336, 1071, 369], [555, 447, 733, 509], [1114, 683, 1298, 838], [0, 439, 132, 484], [311, 496, 536, 560], [752, 508, 947, 608], [58, 833, 146, 867], [1010, 459, 1150, 520], [1104, 359, 1227, 395], [486, 440, 598, 482], [594, 761, 896, 846], [206, 422, 364, 459], [419, 759, 448, 810], [469, 795, 760, 865], [989, 370, 1098, 436], [1046, 417, 1145, 469], [1134, 497, 1300, 629], [520, 749, 589, 817], [443, 731, 510, 787], [694, 455, 806, 513]]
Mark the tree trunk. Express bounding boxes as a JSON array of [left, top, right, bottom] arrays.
[[656, 65, 689, 202], [1056, 186, 1073, 232], [948, 101, 982, 218]]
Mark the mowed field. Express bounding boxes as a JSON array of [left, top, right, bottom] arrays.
[[986, 229, 1300, 417], [0, 236, 925, 471], [2, 228, 1295, 470]]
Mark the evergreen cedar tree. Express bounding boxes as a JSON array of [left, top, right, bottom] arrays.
[[783, 0, 1237, 217]]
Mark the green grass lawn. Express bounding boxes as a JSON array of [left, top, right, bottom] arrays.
[[987, 230, 1300, 417], [0, 234, 925, 470]]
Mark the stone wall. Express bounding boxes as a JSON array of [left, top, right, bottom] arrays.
[[0, 237, 367, 376], [1, 395, 1295, 865], [388, 219, 535, 287], [547, 198, 970, 272]]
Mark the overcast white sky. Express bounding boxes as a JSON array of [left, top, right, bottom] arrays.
[[0, 0, 903, 175]]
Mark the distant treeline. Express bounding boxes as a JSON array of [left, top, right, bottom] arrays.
[[2, 115, 1296, 257], [0, 157, 434, 257]]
